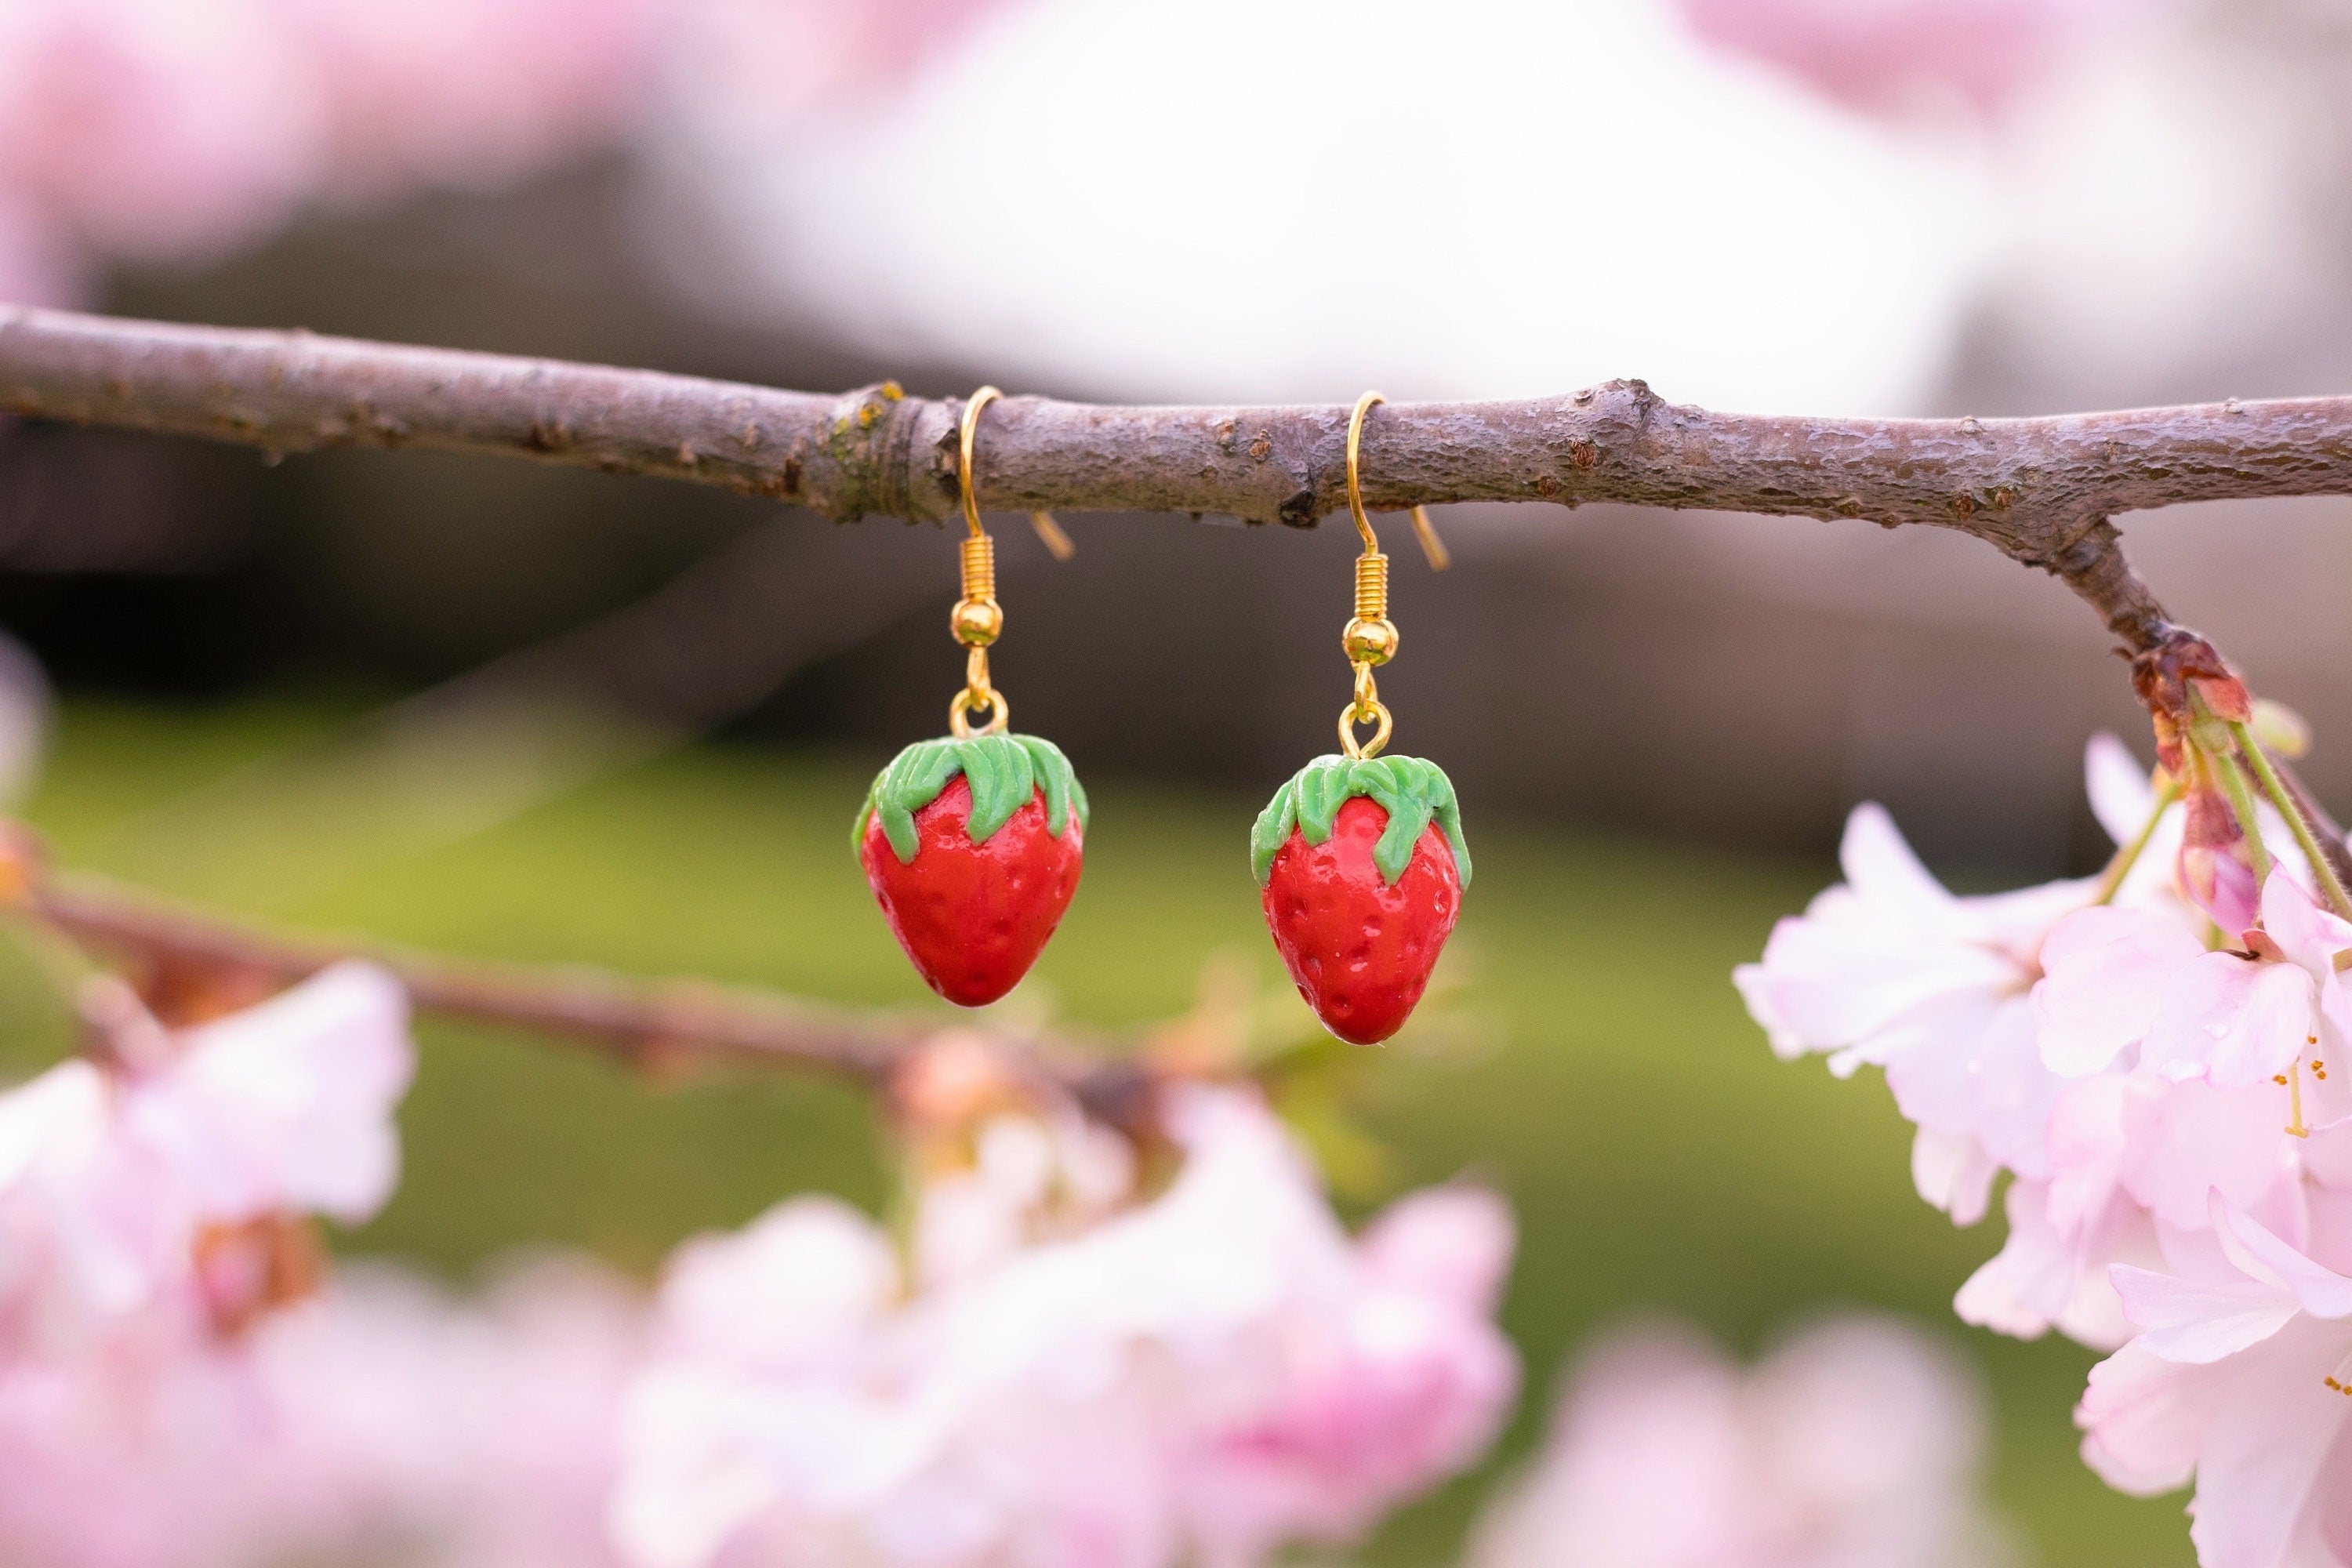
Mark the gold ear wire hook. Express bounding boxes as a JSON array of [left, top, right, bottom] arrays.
[[1345, 391, 1384, 557], [1339, 393, 1404, 758], [949, 388, 1010, 736], [961, 386, 1075, 560], [959, 387, 1000, 540], [1345, 392, 1448, 572]]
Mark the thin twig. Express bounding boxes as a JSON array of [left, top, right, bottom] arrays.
[[27, 871, 1156, 1127], [21, 307, 2352, 652]]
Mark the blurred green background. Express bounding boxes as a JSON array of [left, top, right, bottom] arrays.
[[5, 697, 2187, 1568]]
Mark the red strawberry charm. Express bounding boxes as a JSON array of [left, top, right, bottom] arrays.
[[1252, 753, 1469, 1044], [856, 734, 1087, 1006]]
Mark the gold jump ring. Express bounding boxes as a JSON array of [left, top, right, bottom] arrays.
[[949, 685, 1009, 738], [1338, 699, 1392, 760]]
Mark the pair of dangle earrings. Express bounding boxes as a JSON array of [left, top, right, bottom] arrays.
[[855, 389, 1469, 1044]]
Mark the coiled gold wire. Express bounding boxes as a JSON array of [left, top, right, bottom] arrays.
[[960, 533, 996, 604], [1353, 550, 1388, 623]]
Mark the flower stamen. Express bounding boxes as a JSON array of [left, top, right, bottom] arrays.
[[2288, 1040, 2314, 1138]]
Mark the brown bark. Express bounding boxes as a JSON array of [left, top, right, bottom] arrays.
[[16, 308, 2352, 652]]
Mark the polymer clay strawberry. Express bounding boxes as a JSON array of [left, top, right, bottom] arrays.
[[855, 733, 1087, 1007], [1251, 753, 1470, 1045]]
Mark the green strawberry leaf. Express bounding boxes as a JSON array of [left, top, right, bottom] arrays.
[[958, 733, 1031, 843], [1249, 753, 1471, 888], [1250, 776, 1300, 882], [1014, 735, 1084, 837], [855, 734, 1088, 865], [1298, 756, 1356, 837]]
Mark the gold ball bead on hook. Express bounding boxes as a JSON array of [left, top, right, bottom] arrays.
[[951, 597, 1004, 647], [1341, 617, 1399, 666]]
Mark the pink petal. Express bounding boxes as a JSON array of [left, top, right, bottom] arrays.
[[655, 1197, 898, 1368], [1909, 1127, 1998, 1226], [2109, 1266, 2296, 1363], [2211, 1196, 2352, 1322], [2118, 1078, 2300, 1233], [2259, 870, 2352, 978], [1955, 1179, 2074, 1338], [2315, 1431, 2352, 1568], [0, 1062, 108, 1192], [2085, 733, 2160, 848], [1356, 1187, 1514, 1316], [2046, 1073, 2129, 1229], [1838, 803, 1958, 924], [1886, 996, 2061, 1186], [1744, 919, 2014, 1064], [127, 961, 413, 1225], [2144, 954, 2314, 1087], [2078, 1339, 2215, 1495], [2185, 1319, 2352, 1568], [2034, 906, 2203, 1076]]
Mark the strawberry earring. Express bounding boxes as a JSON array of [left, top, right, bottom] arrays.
[[856, 387, 1086, 1006], [1253, 392, 1468, 1044]]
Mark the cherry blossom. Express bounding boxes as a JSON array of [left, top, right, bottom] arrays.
[[1951, 1072, 2163, 1348], [2031, 902, 2206, 1079], [256, 1257, 646, 1568], [1993, 861, 2352, 1352], [2038, 833, 2347, 1086], [0, 1058, 180, 1357], [614, 1087, 1516, 1568], [1748, 708, 2352, 1566], [1178, 1182, 1518, 1568], [0, 1319, 294, 1568], [2147, 874, 2352, 1095], [0, 1255, 643, 1568], [0, 959, 414, 1358], [909, 1101, 1136, 1291], [1734, 737, 2155, 1225], [123, 959, 414, 1229], [1742, 730, 2352, 1353], [2078, 1195, 2352, 1568], [0, 955, 448, 1568], [1950, 1051, 2337, 1349], [1467, 1316, 2012, 1568]]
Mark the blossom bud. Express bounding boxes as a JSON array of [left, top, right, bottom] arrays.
[[193, 1213, 325, 1338], [2251, 698, 2312, 759], [891, 1029, 1028, 1158], [2177, 780, 2258, 932]]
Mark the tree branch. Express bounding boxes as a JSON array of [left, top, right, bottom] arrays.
[[27, 870, 1156, 1129], [13, 310, 2352, 654]]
